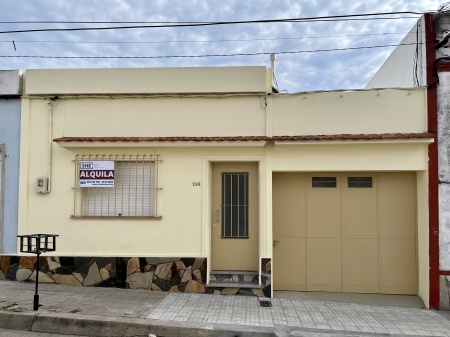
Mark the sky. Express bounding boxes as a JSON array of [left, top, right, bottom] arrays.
[[0, 0, 441, 93]]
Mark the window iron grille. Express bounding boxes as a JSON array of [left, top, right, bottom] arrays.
[[221, 172, 249, 238], [73, 155, 160, 218]]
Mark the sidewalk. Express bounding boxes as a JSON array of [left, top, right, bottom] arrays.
[[1, 280, 450, 337]]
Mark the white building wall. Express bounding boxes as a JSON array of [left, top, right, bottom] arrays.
[[365, 17, 426, 89], [438, 73, 450, 270]]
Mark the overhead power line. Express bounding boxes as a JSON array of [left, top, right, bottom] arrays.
[[0, 42, 428, 59], [0, 12, 426, 24], [0, 32, 414, 45], [0, 12, 425, 34]]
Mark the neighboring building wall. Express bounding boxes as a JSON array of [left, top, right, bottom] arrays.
[[0, 70, 21, 254], [430, 13, 450, 310], [437, 73, 450, 272], [365, 17, 426, 89]]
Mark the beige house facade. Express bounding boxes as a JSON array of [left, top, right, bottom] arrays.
[[7, 66, 432, 304]]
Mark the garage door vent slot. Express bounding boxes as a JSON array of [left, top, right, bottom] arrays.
[[312, 177, 337, 188], [348, 177, 373, 188]]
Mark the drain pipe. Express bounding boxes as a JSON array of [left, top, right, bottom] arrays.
[[270, 53, 279, 93], [270, 53, 276, 86], [46, 97, 58, 193]]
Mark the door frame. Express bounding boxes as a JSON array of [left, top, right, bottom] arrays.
[[202, 156, 265, 284]]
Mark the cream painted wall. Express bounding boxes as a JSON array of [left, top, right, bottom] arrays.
[[19, 91, 430, 257], [417, 171, 430, 307], [270, 143, 430, 172], [265, 144, 430, 305], [19, 142, 267, 256], [24, 67, 270, 95], [272, 88, 427, 136], [61, 97, 266, 137], [17, 68, 431, 303]]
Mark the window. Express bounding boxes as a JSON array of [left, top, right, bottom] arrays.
[[348, 177, 373, 188], [221, 172, 248, 238], [73, 155, 160, 218], [312, 177, 337, 188]]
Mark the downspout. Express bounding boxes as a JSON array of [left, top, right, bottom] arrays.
[[425, 13, 440, 310], [270, 53, 279, 93], [46, 97, 58, 193]]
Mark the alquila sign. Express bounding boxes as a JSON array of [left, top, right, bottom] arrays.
[[79, 161, 115, 187]]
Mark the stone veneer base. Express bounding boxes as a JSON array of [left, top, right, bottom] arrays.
[[0, 256, 207, 294], [440, 275, 450, 310]]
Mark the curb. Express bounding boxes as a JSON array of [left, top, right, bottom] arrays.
[[0, 311, 277, 337], [0, 311, 35, 331]]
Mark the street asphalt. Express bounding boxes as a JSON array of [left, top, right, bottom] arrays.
[[1, 280, 450, 337]]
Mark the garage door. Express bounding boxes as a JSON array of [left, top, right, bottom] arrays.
[[273, 172, 417, 295]]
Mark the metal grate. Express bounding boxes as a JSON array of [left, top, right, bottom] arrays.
[[259, 299, 273, 307], [73, 155, 160, 218], [221, 172, 249, 238]]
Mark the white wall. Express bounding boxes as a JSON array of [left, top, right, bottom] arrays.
[[365, 17, 426, 89], [437, 73, 450, 270], [0, 70, 21, 95]]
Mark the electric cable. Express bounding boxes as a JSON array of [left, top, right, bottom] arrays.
[[0, 12, 426, 34], [0, 31, 418, 45], [0, 12, 427, 24], [0, 41, 432, 60], [428, 56, 450, 88]]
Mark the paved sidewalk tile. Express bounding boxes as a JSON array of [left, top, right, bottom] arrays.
[[145, 293, 450, 336], [1, 280, 450, 336]]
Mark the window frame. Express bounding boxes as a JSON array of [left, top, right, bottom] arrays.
[[72, 154, 161, 219]]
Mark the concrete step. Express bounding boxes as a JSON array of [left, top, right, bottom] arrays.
[[209, 270, 259, 284], [210, 270, 259, 276], [206, 280, 261, 289]]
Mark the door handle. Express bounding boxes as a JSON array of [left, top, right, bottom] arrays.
[[212, 208, 220, 227], [273, 240, 280, 247]]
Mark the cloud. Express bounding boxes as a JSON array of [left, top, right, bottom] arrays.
[[0, 0, 440, 92]]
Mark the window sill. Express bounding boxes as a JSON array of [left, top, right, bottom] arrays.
[[71, 216, 162, 220]]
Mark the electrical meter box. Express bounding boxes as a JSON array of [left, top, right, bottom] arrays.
[[36, 177, 48, 194]]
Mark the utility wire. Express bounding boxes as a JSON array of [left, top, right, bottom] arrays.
[[0, 32, 416, 45], [0, 12, 426, 24], [0, 42, 429, 60], [0, 12, 425, 34]]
